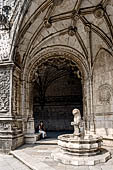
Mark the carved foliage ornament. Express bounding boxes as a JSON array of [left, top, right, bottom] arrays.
[[98, 84, 112, 104], [0, 69, 10, 112]]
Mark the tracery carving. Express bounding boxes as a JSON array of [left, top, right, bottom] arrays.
[[98, 84, 112, 104], [0, 69, 10, 112]]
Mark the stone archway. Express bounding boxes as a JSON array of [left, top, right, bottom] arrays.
[[33, 57, 83, 132], [22, 46, 90, 142]]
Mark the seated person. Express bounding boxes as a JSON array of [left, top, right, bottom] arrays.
[[39, 121, 47, 138]]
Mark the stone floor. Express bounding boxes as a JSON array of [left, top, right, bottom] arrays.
[[0, 154, 31, 170], [9, 138, 113, 170]]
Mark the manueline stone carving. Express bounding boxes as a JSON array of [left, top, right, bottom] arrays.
[[0, 69, 10, 112], [99, 84, 112, 104], [0, 122, 10, 131], [0, 33, 10, 61]]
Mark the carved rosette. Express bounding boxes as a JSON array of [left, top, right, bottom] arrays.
[[0, 69, 10, 113], [98, 84, 112, 104], [93, 7, 104, 19]]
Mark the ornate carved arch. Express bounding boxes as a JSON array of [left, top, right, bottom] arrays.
[[23, 46, 89, 82], [22, 46, 89, 120]]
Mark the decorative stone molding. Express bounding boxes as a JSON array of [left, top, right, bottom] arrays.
[[0, 69, 10, 113], [11, 121, 22, 135], [24, 46, 89, 83], [0, 32, 10, 61], [12, 76, 18, 116], [0, 122, 11, 131], [98, 84, 113, 104]]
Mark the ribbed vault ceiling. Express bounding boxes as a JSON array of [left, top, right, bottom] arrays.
[[13, 0, 113, 69]]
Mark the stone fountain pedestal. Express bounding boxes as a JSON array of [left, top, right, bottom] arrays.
[[51, 109, 111, 166]]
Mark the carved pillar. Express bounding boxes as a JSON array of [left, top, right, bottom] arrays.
[[24, 82, 36, 144], [0, 64, 24, 153], [84, 24, 95, 134], [0, 64, 13, 152]]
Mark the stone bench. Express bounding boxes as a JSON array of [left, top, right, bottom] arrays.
[[35, 133, 42, 140]]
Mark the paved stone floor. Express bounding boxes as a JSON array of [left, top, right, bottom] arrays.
[[9, 138, 113, 170], [0, 154, 31, 170]]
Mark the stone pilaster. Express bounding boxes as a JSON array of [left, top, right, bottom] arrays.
[[0, 64, 24, 153]]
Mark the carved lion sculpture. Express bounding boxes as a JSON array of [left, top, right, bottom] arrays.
[[72, 109, 81, 125]]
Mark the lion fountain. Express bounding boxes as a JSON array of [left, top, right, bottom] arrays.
[[51, 109, 111, 166]]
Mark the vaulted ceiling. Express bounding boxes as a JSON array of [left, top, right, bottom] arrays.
[[10, 0, 113, 70]]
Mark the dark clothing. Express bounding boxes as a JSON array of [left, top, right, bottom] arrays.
[[39, 124, 45, 131]]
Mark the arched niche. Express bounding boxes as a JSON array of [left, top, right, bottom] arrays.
[[32, 57, 83, 131], [92, 48, 113, 136]]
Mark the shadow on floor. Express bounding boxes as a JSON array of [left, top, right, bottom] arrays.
[[46, 130, 73, 139]]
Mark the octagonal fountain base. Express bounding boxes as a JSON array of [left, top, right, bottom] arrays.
[[57, 134, 102, 156], [51, 109, 111, 166], [51, 148, 111, 166], [51, 134, 111, 166]]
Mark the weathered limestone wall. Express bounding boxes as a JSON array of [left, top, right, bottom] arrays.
[[93, 49, 113, 143], [0, 65, 24, 152], [0, 0, 30, 152], [0, 0, 113, 152]]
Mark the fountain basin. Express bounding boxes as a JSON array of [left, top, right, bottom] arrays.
[[51, 109, 111, 166], [58, 134, 102, 156]]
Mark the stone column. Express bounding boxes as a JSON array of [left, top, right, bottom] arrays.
[[0, 64, 25, 153], [0, 64, 13, 153], [84, 24, 95, 134], [24, 82, 37, 144]]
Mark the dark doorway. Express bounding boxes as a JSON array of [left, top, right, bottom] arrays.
[[33, 58, 83, 132]]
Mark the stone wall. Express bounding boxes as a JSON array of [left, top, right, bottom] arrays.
[[0, 0, 113, 152], [93, 49, 113, 138]]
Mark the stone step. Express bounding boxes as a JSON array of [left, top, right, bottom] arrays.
[[36, 138, 57, 145]]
